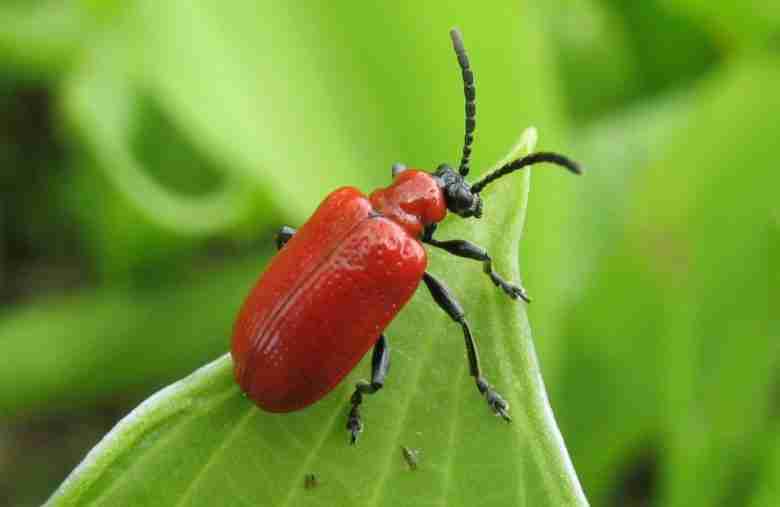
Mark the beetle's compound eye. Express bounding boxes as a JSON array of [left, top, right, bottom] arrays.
[[391, 162, 407, 179], [453, 190, 482, 218], [447, 182, 481, 218], [456, 186, 471, 204]]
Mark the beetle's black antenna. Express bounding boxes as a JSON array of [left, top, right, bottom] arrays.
[[471, 152, 582, 194], [450, 28, 475, 178]]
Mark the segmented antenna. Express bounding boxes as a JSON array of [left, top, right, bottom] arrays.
[[471, 152, 582, 194], [450, 28, 475, 177]]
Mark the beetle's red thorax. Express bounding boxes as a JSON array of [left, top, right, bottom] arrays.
[[369, 170, 447, 238]]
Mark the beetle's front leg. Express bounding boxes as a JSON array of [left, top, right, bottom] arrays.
[[423, 236, 530, 303], [346, 334, 390, 445], [422, 272, 511, 421]]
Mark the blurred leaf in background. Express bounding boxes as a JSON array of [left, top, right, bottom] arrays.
[[1, 0, 778, 506]]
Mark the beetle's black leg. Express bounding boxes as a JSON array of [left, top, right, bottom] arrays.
[[346, 334, 390, 445], [422, 272, 511, 422], [423, 237, 530, 303], [275, 226, 297, 250], [422, 223, 438, 242]]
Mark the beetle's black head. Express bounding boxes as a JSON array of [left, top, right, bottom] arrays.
[[433, 164, 483, 218], [426, 30, 581, 222]]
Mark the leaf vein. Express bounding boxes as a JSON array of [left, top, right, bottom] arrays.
[[174, 406, 257, 507]]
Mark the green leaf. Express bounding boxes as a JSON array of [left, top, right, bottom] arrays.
[[664, 0, 780, 49], [546, 92, 696, 505], [0, 254, 272, 415], [749, 426, 780, 507], [63, 20, 263, 237], [553, 55, 780, 506], [638, 56, 780, 507], [0, 1, 96, 79], [47, 131, 588, 507]]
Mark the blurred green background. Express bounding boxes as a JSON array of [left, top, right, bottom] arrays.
[[1, 1, 778, 506]]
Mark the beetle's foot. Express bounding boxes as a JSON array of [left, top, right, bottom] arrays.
[[486, 390, 512, 422], [508, 285, 531, 303], [477, 377, 512, 422], [346, 405, 363, 445], [501, 283, 531, 303], [490, 273, 531, 303], [501, 281, 531, 303]]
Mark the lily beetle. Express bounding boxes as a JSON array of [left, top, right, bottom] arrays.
[[231, 29, 581, 444]]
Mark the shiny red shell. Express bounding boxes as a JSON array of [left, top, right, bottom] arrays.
[[231, 171, 446, 412]]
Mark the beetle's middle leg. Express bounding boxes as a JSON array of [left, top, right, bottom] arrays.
[[274, 226, 297, 250], [346, 334, 390, 445], [423, 234, 530, 303], [422, 271, 511, 421]]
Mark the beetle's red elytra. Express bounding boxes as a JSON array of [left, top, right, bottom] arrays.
[[231, 29, 582, 444], [232, 186, 426, 413]]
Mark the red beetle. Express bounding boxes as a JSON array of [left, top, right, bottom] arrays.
[[231, 29, 581, 443]]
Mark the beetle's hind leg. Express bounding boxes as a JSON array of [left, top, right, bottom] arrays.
[[275, 226, 297, 250], [347, 334, 390, 445], [422, 271, 511, 422]]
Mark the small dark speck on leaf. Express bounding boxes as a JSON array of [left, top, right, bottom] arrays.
[[401, 446, 420, 470], [304, 472, 319, 489]]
